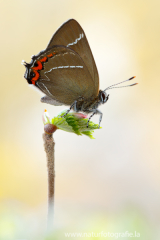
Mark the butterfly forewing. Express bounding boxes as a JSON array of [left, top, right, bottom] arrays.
[[36, 46, 97, 105], [46, 19, 99, 94]]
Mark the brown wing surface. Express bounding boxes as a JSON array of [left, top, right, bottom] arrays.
[[36, 46, 97, 106], [46, 19, 99, 94]]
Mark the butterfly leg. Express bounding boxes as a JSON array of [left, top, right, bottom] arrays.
[[87, 112, 96, 128], [87, 109, 103, 128], [61, 100, 77, 117], [97, 109, 103, 129]]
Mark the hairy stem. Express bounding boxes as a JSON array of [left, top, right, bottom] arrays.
[[43, 133, 55, 232]]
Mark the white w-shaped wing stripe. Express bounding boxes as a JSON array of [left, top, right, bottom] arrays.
[[45, 65, 83, 74], [67, 33, 84, 47]]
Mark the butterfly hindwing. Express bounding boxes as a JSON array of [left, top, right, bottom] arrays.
[[36, 46, 97, 105]]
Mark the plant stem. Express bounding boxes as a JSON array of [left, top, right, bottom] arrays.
[[42, 132, 55, 232]]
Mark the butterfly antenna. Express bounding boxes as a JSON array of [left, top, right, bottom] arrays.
[[104, 76, 138, 91]]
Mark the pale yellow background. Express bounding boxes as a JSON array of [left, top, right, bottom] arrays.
[[0, 0, 160, 239]]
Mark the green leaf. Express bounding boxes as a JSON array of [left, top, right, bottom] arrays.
[[46, 110, 101, 139]]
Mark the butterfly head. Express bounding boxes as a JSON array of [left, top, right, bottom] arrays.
[[99, 90, 109, 104]]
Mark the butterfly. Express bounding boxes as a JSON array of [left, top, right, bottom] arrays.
[[22, 19, 137, 127]]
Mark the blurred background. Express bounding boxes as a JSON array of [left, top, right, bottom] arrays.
[[0, 0, 160, 239]]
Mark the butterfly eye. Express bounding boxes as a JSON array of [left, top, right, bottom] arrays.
[[100, 91, 107, 103], [102, 92, 106, 101], [30, 72, 35, 79]]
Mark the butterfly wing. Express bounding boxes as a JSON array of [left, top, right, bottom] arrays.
[[36, 46, 97, 106], [46, 19, 99, 92]]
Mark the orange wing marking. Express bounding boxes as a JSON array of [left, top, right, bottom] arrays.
[[31, 53, 56, 84]]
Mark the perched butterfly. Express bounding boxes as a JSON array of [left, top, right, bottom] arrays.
[[22, 19, 137, 127]]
